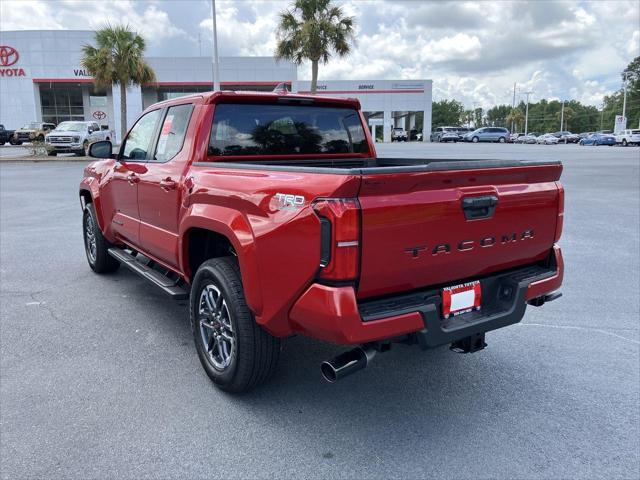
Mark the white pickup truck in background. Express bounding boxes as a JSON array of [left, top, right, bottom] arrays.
[[45, 121, 114, 156]]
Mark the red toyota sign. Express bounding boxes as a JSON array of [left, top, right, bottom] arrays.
[[0, 45, 25, 77], [0, 45, 19, 66]]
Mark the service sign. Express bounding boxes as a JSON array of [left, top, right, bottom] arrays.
[[614, 115, 627, 134]]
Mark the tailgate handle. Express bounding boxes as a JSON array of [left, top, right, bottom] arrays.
[[462, 195, 498, 220]]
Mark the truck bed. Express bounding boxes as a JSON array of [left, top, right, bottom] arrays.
[[193, 156, 562, 299]]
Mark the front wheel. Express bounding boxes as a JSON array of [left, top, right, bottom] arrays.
[[76, 140, 89, 157], [83, 203, 120, 273], [191, 257, 280, 393], [622, 139, 628, 146], [472, 136, 479, 143], [498, 136, 506, 143]]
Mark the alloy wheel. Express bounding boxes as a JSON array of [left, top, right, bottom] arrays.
[[84, 212, 97, 263], [198, 284, 235, 371]]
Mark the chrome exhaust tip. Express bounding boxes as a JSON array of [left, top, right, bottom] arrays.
[[320, 346, 377, 383]]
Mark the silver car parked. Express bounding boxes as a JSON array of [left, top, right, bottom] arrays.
[[464, 127, 510, 143]]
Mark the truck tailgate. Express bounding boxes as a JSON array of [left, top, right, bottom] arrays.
[[356, 162, 562, 299]]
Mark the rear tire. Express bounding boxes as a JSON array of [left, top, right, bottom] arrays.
[[622, 139, 628, 146], [83, 203, 120, 273], [190, 257, 280, 393]]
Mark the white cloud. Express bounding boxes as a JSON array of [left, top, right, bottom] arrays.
[[0, 0, 188, 44], [629, 30, 640, 56], [1, 0, 638, 108], [421, 33, 481, 63]]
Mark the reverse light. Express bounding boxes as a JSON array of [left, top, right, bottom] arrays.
[[312, 198, 361, 282]]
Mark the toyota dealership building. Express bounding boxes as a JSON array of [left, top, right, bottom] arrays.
[[0, 30, 432, 142]]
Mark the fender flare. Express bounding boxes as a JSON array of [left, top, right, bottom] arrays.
[[179, 204, 263, 316], [79, 178, 105, 232]]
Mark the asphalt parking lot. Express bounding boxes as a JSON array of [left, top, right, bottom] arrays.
[[1, 143, 638, 479]]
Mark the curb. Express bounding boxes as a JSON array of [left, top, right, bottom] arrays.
[[0, 157, 91, 162]]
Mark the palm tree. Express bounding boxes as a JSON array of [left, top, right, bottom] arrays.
[[81, 25, 155, 141], [507, 108, 525, 132], [275, 0, 355, 94], [556, 106, 575, 131]]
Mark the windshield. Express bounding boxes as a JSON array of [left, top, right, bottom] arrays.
[[209, 103, 369, 156], [21, 123, 40, 130], [56, 122, 86, 132]]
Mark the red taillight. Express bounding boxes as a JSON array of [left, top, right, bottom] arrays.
[[555, 182, 564, 242], [312, 198, 361, 281]]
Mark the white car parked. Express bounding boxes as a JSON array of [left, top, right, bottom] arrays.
[[516, 133, 538, 144], [45, 121, 114, 156], [537, 133, 559, 145], [616, 129, 640, 146]]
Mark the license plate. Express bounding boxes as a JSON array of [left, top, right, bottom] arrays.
[[442, 281, 481, 319]]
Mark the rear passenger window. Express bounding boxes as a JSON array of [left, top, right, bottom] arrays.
[[208, 103, 368, 156], [154, 104, 193, 162]]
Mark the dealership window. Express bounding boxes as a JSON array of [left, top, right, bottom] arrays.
[[39, 84, 84, 125]]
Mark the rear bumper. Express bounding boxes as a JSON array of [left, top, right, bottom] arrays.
[[289, 245, 563, 346]]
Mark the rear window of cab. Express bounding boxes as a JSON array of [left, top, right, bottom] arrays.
[[208, 103, 369, 156]]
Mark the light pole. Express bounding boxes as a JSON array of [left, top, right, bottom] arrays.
[[560, 100, 565, 131], [210, 0, 221, 91], [521, 91, 533, 135], [511, 82, 516, 133], [622, 71, 629, 124]]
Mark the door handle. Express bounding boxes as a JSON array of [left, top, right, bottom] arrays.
[[461, 195, 498, 220], [160, 178, 177, 191], [127, 173, 139, 185]]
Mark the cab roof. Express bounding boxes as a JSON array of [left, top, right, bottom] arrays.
[[149, 90, 361, 111]]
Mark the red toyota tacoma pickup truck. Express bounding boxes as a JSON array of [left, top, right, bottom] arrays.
[[79, 91, 564, 392]]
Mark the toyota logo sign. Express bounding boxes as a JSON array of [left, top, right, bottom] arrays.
[[0, 45, 25, 77], [0, 45, 19, 67], [93, 111, 107, 120]]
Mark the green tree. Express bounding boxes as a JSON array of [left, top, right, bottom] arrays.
[[431, 99, 464, 128], [486, 105, 512, 128], [506, 108, 525, 132], [602, 56, 640, 130], [474, 107, 484, 128], [82, 25, 155, 141], [556, 106, 575, 131], [275, 0, 355, 94]]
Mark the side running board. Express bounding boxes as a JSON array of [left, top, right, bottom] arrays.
[[108, 247, 189, 300]]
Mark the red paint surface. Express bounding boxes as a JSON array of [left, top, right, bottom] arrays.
[[80, 90, 564, 344]]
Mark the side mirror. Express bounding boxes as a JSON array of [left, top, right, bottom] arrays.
[[88, 140, 113, 159]]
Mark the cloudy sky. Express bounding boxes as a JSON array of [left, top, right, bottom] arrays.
[[1, 0, 638, 108]]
